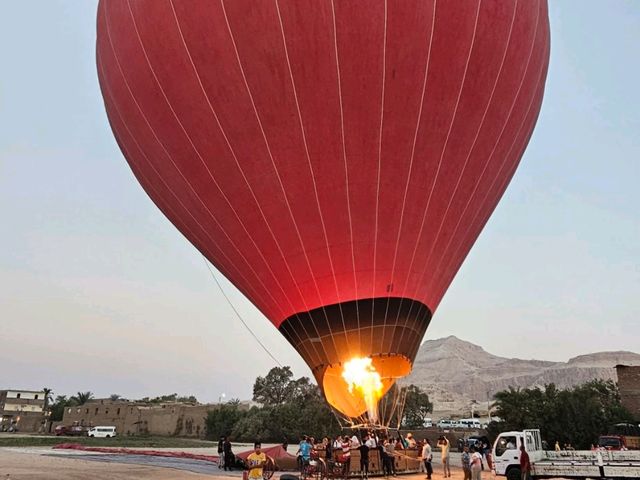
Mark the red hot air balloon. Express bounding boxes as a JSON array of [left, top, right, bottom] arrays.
[[96, 0, 550, 420]]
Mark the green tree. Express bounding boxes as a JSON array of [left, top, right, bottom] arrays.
[[204, 402, 247, 440], [252, 366, 295, 406], [109, 394, 122, 401], [402, 385, 433, 429], [176, 395, 198, 404], [42, 387, 53, 412], [70, 391, 94, 405], [50, 395, 72, 422], [489, 380, 634, 449]]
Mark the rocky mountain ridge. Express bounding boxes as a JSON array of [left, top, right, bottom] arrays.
[[402, 336, 640, 417]]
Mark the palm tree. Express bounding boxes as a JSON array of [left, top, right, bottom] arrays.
[[42, 388, 53, 411], [71, 391, 94, 405]]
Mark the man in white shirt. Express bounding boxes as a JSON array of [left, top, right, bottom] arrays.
[[351, 434, 360, 447], [365, 435, 377, 449]]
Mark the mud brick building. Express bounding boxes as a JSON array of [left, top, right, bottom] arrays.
[[0, 389, 46, 432], [58, 399, 252, 438], [616, 365, 640, 421]]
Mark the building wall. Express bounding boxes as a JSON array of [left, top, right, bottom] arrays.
[[60, 400, 227, 438], [0, 389, 46, 432], [3, 404, 43, 412], [6, 391, 44, 401], [617, 365, 640, 421]]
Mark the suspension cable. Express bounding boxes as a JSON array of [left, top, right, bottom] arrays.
[[202, 256, 282, 367]]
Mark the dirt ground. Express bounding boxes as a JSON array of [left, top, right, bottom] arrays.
[[0, 448, 473, 480], [0, 449, 216, 480]]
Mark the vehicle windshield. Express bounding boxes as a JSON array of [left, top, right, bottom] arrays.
[[495, 436, 517, 457]]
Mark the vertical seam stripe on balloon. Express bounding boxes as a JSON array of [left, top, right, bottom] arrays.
[[382, 0, 437, 351], [422, 0, 547, 303], [274, 0, 350, 358], [330, 0, 361, 357], [106, 0, 321, 368], [372, 0, 389, 355], [97, 52, 279, 320], [165, 0, 324, 364], [101, 3, 293, 324], [391, 0, 482, 348], [219, 0, 337, 365], [122, 0, 308, 325], [414, 0, 520, 305], [430, 35, 549, 307]]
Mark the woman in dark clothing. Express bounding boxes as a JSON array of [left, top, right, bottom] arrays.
[[224, 437, 234, 471]]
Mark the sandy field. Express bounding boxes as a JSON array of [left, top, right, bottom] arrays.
[[0, 447, 475, 480], [0, 449, 217, 479]]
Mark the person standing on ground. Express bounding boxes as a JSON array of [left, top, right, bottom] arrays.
[[341, 434, 352, 478], [438, 435, 451, 478], [383, 438, 396, 477], [470, 446, 483, 480], [334, 435, 343, 454], [324, 437, 333, 462], [218, 435, 226, 470], [247, 442, 268, 480], [519, 444, 531, 480], [223, 436, 234, 471], [359, 436, 370, 479], [422, 438, 433, 480], [461, 444, 472, 480], [298, 435, 312, 473]]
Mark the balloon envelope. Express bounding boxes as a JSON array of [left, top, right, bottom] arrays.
[[97, 0, 549, 418]]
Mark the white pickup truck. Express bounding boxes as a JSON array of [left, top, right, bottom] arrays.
[[493, 429, 640, 479]]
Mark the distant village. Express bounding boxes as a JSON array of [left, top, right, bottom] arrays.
[[2, 365, 639, 439]]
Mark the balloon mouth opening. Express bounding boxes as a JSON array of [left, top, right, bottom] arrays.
[[322, 353, 412, 420]]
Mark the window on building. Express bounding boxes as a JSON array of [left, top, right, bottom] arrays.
[[95, 408, 99, 415], [105, 409, 109, 415], [16, 393, 21, 399], [86, 408, 89, 414], [35, 394, 39, 400], [117, 408, 121, 415]]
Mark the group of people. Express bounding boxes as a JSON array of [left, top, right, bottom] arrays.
[[296, 431, 421, 478], [230, 430, 517, 480], [293, 431, 466, 479]]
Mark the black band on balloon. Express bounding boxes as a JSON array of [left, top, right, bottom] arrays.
[[278, 297, 432, 372]]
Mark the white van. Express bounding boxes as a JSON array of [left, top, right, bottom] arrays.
[[437, 419, 455, 429], [459, 418, 482, 429], [87, 426, 116, 438]]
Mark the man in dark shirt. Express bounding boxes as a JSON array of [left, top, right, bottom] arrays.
[[359, 437, 370, 479], [218, 436, 226, 469]]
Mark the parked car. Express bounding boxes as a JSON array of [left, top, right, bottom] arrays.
[[54, 424, 87, 436]]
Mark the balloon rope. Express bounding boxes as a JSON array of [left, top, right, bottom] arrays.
[[202, 256, 282, 367]]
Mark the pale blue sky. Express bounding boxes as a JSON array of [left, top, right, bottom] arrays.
[[1, 1, 638, 402]]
